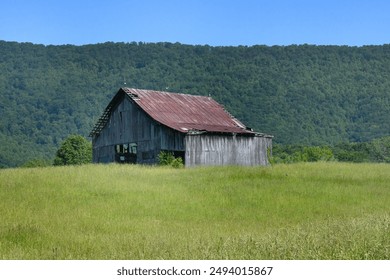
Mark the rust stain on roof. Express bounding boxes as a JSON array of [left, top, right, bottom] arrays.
[[122, 87, 254, 134]]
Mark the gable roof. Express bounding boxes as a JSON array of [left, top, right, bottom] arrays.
[[90, 88, 265, 137]]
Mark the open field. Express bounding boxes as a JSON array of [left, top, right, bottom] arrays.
[[0, 162, 389, 259]]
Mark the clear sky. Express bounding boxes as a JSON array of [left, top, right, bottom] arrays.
[[1, 0, 389, 46]]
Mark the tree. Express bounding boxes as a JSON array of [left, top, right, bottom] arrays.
[[2, 41, 390, 167], [53, 135, 92, 166], [368, 136, 390, 163]]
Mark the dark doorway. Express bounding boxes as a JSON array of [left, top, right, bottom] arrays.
[[173, 151, 185, 164]]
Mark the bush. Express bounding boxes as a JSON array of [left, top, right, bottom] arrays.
[[157, 151, 184, 168], [303, 146, 334, 162], [171, 157, 184, 168], [53, 135, 92, 166]]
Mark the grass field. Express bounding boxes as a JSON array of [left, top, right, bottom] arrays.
[[0, 162, 389, 259]]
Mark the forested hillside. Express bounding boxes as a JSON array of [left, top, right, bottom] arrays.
[[1, 40, 390, 167]]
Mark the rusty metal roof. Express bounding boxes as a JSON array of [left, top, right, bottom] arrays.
[[90, 87, 262, 137]]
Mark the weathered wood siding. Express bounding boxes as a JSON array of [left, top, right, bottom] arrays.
[[185, 134, 272, 167], [92, 96, 184, 164]]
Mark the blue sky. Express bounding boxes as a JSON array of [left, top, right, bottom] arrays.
[[1, 0, 389, 46]]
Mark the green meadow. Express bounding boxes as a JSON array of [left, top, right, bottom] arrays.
[[0, 162, 389, 259]]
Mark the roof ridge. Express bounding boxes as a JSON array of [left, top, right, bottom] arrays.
[[122, 87, 214, 99]]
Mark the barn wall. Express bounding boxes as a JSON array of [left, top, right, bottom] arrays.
[[92, 96, 184, 164], [184, 134, 272, 167]]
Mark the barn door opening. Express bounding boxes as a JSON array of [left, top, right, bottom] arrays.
[[173, 151, 185, 164], [115, 143, 137, 164]]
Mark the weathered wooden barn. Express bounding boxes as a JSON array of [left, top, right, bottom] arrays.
[[89, 88, 272, 167]]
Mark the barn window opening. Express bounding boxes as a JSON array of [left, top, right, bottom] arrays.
[[115, 143, 137, 163], [129, 143, 137, 154]]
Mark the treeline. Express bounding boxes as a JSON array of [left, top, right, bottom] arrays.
[[1, 40, 390, 167], [272, 136, 390, 164], [22, 135, 390, 167]]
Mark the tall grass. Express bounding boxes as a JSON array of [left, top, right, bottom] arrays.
[[0, 162, 389, 259]]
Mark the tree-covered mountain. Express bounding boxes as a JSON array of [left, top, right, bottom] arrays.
[[1, 40, 390, 167]]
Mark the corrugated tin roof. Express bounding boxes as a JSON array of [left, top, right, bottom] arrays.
[[90, 87, 264, 137]]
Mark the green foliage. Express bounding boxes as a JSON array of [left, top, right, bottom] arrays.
[[333, 137, 390, 163], [53, 135, 92, 166], [21, 158, 52, 168], [368, 136, 390, 163], [271, 144, 334, 163], [157, 151, 175, 165], [157, 151, 184, 168], [332, 142, 370, 162], [303, 146, 334, 162], [2, 41, 390, 167], [171, 157, 184, 168], [0, 163, 389, 259], [273, 137, 390, 164]]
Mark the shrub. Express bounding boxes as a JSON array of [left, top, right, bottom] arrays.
[[303, 146, 334, 162], [171, 157, 184, 168], [157, 151, 184, 168], [53, 135, 92, 166]]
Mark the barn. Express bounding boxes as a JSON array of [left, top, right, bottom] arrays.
[[89, 88, 272, 167]]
